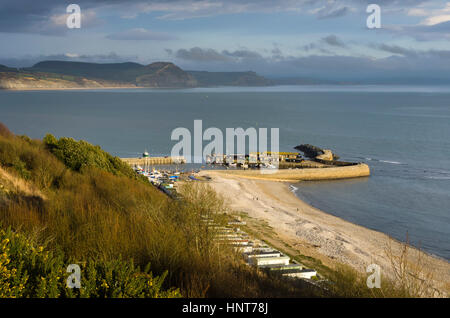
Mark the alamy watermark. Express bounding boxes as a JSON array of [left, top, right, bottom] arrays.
[[367, 4, 381, 29], [66, 4, 81, 29], [171, 120, 280, 172], [66, 264, 81, 289], [366, 264, 381, 288], [66, 4, 380, 30]]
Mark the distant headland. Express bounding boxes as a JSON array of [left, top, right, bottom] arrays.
[[0, 60, 273, 90]]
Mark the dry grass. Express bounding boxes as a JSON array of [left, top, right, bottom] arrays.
[[0, 125, 321, 297], [3, 122, 436, 298], [384, 235, 440, 297], [0, 166, 45, 199]]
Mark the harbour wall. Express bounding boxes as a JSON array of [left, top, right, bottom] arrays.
[[212, 163, 371, 182]]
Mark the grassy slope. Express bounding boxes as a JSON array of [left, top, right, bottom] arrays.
[[0, 122, 434, 298], [0, 123, 320, 297]]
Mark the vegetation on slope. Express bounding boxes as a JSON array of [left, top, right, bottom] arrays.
[[0, 70, 132, 90], [43, 134, 137, 178], [0, 122, 317, 298], [0, 228, 179, 298], [29, 61, 198, 88], [1, 122, 437, 298]]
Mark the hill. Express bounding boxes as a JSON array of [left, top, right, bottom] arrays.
[[0, 122, 319, 298], [0, 70, 134, 90], [0, 60, 272, 89], [28, 60, 198, 88], [0, 64, 17, 72]]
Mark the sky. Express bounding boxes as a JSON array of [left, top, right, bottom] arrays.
[[0, 0, 450, 81]]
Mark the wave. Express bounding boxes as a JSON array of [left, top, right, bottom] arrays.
[[289, 185, 298, 193], [378, 160, 403, 165], [424, 176, 450, 180], [359, 157, 404, 165]]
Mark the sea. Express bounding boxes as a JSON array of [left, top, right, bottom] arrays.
[[1, 85, 449, 260]]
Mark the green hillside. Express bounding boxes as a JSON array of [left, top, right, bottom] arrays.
[[28, 61, 198, 88], [30, 61, 146, 82], [0, 122, 318, 298], [0, 64, 17, 72]]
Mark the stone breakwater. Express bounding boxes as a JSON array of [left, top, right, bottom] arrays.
[[210, 163, 370, 182]]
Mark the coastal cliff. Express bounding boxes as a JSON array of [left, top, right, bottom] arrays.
[[0, 60, 271, 89], [0, 71, 135, 90]]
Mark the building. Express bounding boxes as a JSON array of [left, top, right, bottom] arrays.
[[249, 255, 290, 266]]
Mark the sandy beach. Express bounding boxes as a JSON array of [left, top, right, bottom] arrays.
[[198, 170, 450, 296]]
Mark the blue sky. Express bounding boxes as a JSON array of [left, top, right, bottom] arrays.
[[1, 0, 450, 81]]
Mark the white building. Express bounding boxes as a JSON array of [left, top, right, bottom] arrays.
[[249, 255, 290, 266]]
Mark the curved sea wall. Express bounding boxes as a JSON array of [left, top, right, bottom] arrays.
[[214, 163, 370, 182]]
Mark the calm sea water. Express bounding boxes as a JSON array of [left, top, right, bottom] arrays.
[[1, 85, 449, 260]]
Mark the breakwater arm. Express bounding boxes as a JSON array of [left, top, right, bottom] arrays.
[[210, 163, 370, 182]]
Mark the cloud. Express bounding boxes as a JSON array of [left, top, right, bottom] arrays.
[[106, 28, 177, 41], [168, 42, 450, 82], [0, 1, 101, 35], [373, 44, 418, 57], [413, 2, 450, 25], [385, 20, 450, 41], [314, 6, 351, 19], [372, 43, 450, 59], [174, 47, 265, 62], [384, 2, 450, 40], [271, 47, 282, 55], [321, 35, 347, 48], [0, 0, 387, 33], [422, 14, 450, 25], [300, 43, 318, 52], [298, 35, 347, 54], [175, 47, 231, 62], [407, 8, 429, 17], [222, 50, 263, 59]]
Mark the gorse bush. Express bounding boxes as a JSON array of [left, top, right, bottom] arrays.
[[43, 134, 136, 178], [0, 227, 180, 298]]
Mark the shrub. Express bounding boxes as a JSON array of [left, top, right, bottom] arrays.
[[0, 228, 180, 298], [43, 134, 136, 178]]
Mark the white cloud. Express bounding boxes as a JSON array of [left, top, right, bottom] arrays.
[[423, 14, 450, 25], [407, 8, 428, 17], [120, 0, 350, 21], [408, 2, 450, 25], [65, 53, 80, 58]]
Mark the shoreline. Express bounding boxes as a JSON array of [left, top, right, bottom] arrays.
[[198, 170, 450, 296], [0, 86, 140, 91]]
